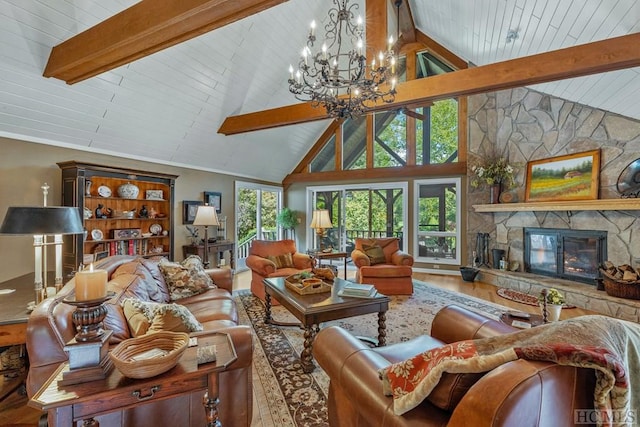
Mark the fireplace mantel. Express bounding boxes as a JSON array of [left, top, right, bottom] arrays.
[[473, 198, 640, 213]]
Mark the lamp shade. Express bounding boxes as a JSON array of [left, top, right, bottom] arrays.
[[0, 206, 84, 235], [309, 209, 332, 229], [193, 205, 220, 226]]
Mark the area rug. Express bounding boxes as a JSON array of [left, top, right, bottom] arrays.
[[235, 280, 511, 427], [496, 287, 576, 308]]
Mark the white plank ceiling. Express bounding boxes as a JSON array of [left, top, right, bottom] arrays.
[[0, 0, 639, 182]]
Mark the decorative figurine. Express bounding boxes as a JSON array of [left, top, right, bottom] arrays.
[[95, 204, 107, 219], [139, 205, 148, 218], [148, 207, 157, 219]]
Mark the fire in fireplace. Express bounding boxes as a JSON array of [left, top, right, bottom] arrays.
[[523, 227, 607, 285]]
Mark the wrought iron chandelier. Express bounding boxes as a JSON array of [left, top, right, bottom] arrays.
[[288, 0, 400, 119]]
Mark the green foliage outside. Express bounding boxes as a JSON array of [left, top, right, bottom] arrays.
[[237, 98, 460, 247]]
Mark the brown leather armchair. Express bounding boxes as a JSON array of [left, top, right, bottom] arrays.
[[245, 239, 313, 302], [314, 305, 596, 427], [351, 237, 414, 294]]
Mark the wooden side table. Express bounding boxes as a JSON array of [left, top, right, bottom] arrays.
[[29, 332, 237, 427], [183, 241, 235, 269], [500, 311, 544, 329], [308, 250, 348, 278]]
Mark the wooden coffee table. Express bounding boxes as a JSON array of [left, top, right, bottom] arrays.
[[263, 277, 390, 373]]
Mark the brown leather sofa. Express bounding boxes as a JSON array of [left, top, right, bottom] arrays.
[[314, 305, 596, 426], [351, 237, 414, 294], [245, 239, 313, 302], [26, 255, 253, 427]]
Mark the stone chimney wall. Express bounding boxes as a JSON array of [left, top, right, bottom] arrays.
[[467, 87, 640, 269]]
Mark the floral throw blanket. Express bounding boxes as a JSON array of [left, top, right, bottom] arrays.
[[379, 315, 640, 426]]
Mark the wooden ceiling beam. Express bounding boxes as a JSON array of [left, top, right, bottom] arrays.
[[43, 0, 288, 84], [219, 32, 640, 135], [283, 162, 466, 186]]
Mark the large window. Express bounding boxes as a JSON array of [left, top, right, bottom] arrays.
[[416, 99, 458, 165], [235, 182, 283, 270], [414, 178, 461, 264], [308, 182, 408, 253], [310, 134, 336, 173], [374, 110, 407, 167]]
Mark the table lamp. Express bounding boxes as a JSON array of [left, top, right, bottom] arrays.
[[0, 206, 84, 303], [310, 209, 333, 250], [193, 204, 220, 267]]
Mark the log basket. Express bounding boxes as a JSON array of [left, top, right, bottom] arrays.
[[599, 268, 640, 300]]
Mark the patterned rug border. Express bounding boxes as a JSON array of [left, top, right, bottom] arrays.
[[234, 280, 512, 426]]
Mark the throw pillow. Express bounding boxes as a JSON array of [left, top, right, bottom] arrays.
[[363, 244, 386, 265], [267, 253, 295, 269], [426, 372, 485, 411], [158, 255, 216, 301], [122, 298, 203, 337]]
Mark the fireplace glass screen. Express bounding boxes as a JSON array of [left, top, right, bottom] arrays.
[[524, 228, 606, 285]]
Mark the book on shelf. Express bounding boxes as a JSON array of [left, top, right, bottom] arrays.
[[338, 283, 377, 298]]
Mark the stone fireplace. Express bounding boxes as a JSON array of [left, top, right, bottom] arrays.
[[524, 227, 607, 285], [466, 87, 640, 321]]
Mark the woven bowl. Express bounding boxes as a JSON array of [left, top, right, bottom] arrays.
[[109, 331, 189, 379]]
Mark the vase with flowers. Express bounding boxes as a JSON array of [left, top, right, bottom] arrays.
[[471, 155, 516, 203], [538, 288, 565, 322]]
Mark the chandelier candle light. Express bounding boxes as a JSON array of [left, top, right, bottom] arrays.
[[288, 0, 401, 118]]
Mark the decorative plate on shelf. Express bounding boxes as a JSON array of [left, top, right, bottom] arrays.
[[91, 229, 104, 241], [149, 223, 162, 235], [97, 185, 112, 197]]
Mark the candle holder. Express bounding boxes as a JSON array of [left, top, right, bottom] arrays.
[[59, 292, 115, 386], [63, 292, 114, 342]]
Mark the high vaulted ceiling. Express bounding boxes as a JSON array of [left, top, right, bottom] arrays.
[[1, 0, 639, 183]]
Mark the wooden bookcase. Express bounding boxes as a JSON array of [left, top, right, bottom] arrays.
[[58, 161, 178, 274]]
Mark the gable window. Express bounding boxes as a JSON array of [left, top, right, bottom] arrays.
[[342, 116, 367, 170], [416, 51, 454, 78], [414, 178, 461, 264], [310, 134, 336, 173], [374, 110, 407, 167], [416, 99, 459, 165]]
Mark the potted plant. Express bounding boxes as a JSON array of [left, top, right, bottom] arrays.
[[538, 288, 565, 321], [470, 155, 517, 203], [276, 207, 298, 239]]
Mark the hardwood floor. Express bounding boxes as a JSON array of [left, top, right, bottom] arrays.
[[0, 267, 592, 426]]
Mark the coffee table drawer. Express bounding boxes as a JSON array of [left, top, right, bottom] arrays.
[[72, 375, 208, 419]]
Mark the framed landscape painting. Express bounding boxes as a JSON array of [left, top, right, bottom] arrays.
[[525, 149, 600, 202]]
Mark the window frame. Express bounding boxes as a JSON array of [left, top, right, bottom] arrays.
[[413, 177, 462, 265]]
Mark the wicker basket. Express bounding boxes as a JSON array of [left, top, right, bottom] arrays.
[[109, 331, 189, 379], [285, 274, 331, 295], [600, 269, 640, 300]]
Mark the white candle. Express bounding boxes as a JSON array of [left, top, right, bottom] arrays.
[[75, 264, 107, 301], [309, 20, 316, 37]]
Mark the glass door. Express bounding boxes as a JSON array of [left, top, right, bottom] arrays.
[[309, 182, 407, 254], [235, 182, 282, 271]]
